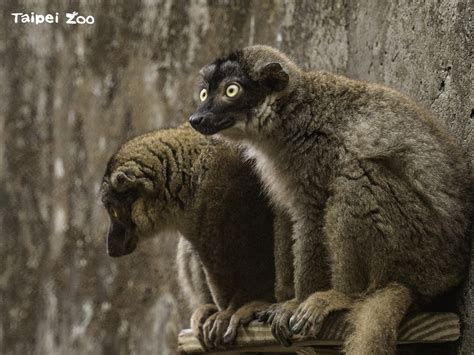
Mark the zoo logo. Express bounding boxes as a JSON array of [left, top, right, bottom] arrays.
[[66, 12, 94, 25], [11, 11, 94, 25]]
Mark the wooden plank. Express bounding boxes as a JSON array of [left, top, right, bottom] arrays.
[[178, 312, 460, 354]]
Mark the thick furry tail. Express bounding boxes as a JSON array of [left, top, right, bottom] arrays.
[[344, 282, 412, 355]]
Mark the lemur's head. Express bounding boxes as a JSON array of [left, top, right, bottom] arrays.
[[100, 167, 140, 257], [189, 45, 299, 138], [100, 131, 190, 257], [100, 153, 159, 257]]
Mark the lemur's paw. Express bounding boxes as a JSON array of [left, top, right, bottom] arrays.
[[202, 309, 235, 349], [289, 290, 354, 337], [256, 299, 300, 347], [190, 303, 218, 350], [222, 301, 270, 345]]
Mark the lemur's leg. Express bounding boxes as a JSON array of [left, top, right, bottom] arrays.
[[344, 282, 412, 355], [290, 173, 386, 338], [273, 208, 295, 302], [259, 217, 331, 346]]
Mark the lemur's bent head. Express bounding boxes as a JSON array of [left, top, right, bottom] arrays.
[[100, 130, 193, 257], [189, 45, 299, 137], [100, 152, 159, 257], [100, 172, 140, 257]]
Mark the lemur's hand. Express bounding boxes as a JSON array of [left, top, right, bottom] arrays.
[[257, 298, 300, 347], [290, 290, 354, 337], [190, 303, 217, 350], [222, 301, 271, 345], [201, 308, 234, 349]]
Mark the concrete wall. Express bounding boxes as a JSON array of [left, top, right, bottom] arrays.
[[0, 0, 472, 354]]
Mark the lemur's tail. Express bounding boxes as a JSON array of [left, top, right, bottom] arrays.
[[344, 282, 412, 355]]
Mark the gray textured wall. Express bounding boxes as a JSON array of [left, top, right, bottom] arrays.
[[0, 1, 472, 354]]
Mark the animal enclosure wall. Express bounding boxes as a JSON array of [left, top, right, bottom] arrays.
[[0, 0, 472, 354]]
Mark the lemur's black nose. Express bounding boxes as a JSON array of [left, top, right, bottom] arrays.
[[189, 112, 224, 135], [189, 114, 204, 129]]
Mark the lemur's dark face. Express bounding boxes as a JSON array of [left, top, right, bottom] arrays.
[[189, 52, 289, 135], [101, 178, 139, 257]]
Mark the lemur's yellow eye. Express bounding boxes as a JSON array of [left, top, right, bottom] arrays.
[[111, 208, 118, 219], [225, 84, 240, 98], [199, 89, 208, 101]]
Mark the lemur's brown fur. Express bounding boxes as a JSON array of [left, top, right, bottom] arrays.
[[100, 124, 294, 350], [189, 45, 472, 354], [176, 237, 213, 310]]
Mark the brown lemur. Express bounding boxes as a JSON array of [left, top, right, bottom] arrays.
[[100, 124, 294, 349], [189, 45, 472, 354]]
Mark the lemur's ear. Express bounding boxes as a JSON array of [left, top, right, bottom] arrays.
[[111, 171, 136, 192], [112, 170, 154, 193], [258, 62, 289, 92]]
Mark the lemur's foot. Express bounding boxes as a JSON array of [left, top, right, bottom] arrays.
[[290, 290, 354, 337], [190, 303, 218, 350], [257, 299, 300, 347], [222, 301, 270, 345], [201, 308, 236, 349]]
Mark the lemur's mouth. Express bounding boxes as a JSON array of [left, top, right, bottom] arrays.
[[189, 113, 235, 135], [107, 230, 138, 257]]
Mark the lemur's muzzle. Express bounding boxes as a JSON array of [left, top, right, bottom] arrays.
[[189, 112, 235, 135], [107, 223, 138, 257]]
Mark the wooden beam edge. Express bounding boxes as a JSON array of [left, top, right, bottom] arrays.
[[178, 312, 460, 354]]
